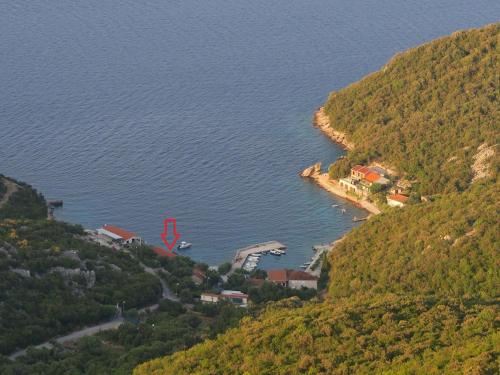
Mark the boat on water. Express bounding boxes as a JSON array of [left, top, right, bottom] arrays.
[[331, 204, 339, 208], [270, 249, 286, 256], [177, 241, 192, 250]]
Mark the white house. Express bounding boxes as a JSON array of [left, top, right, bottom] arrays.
[[200, 290, 249, 307], [387, 194, 409, 207], [200, 293, 220, 303], [96, 224, 143, 246]]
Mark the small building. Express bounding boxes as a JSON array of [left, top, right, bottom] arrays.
[[267, 269, 318, 290], [96, 224, 143, 247], [387, 194, 409, 207], [200, 292, 220, 303], [200, 290, 249, 307], [344, 165, 389, 197], [152, 246, 177, 258], [220, 290, 249, 307], [267, 269, 288, 287]]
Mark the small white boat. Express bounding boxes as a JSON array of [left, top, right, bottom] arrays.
[[332, 204, 339, 208], [270, 249, 285, 256], [300, 264, 308, 269], [177, 241, 192, 250]]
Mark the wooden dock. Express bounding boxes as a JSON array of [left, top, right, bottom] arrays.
[[231, 241, 286, 273]]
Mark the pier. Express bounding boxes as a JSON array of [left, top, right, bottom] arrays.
[[231, 241, 286, 273]]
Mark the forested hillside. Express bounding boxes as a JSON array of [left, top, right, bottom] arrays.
[[326, 23, 498, 195], [135, 24, 499, 374], [0, 219, 161, 355]]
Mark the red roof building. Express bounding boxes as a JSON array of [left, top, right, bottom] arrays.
[[267, 269, 288, 286], [364, 171, 382, 183], [351, 165, 372, 179], [387, 194, 409, 207], [267, 269, 318, 289], [152, 246, 177, 258], [97, 224, 144, 246]]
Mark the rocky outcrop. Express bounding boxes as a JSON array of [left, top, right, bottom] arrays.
[[471, 143, 496, 183], [300, 162, 321, 178], [313, 107, 354, 150], [50, 267, 96, 289]]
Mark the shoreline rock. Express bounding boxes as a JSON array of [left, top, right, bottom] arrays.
[[300, 162, 321, 178], [313, 107, 354, 150]]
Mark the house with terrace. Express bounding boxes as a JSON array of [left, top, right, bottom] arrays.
[[339, 165, 390, 197]]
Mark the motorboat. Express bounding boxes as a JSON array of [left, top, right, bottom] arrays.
[[270, 249, 285, 256], [177, 241, 192, 250]]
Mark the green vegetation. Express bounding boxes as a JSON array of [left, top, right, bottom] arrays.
[[134, 24, 499, 374], [136, 295, 498, 375], [0, 300, 247, 375], [0, 176, 47, 220], [0, 219, 161, 356], [325, 24, 499, 195]]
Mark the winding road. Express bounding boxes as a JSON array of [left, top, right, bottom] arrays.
[[8, 257, 179, 360]]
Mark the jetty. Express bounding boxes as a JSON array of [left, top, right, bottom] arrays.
[[231, 241, 286, 273]]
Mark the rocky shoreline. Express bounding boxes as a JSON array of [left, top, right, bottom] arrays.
[[313, 107, 354, 150], [302, 106, 381, 215]]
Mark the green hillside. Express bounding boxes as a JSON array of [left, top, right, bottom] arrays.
[[326, 23, 498, 195], [134, 24, 499, 375]]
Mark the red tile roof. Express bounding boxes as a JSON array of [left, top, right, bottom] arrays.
[[352, 165, 372, 175], [287, 270, 318, 281], [267, 269, 318, 282], [267, 269, 288, 282], [364, 171, 381, 183], [152, 246, 177, 257], [388, 194, 409, 203], [102, 225, 137, 241]]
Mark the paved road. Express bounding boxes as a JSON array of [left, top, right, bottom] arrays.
[[9, 318, 124, 360], [140, 262, 179, 301]]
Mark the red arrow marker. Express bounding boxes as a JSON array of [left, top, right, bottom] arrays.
[[161, 218, 180, 251]]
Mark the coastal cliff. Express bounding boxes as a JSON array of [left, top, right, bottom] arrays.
[[313, 107, 354, 150]]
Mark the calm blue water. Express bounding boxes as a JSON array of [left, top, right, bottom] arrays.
[[1, 1, 498, 268]]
